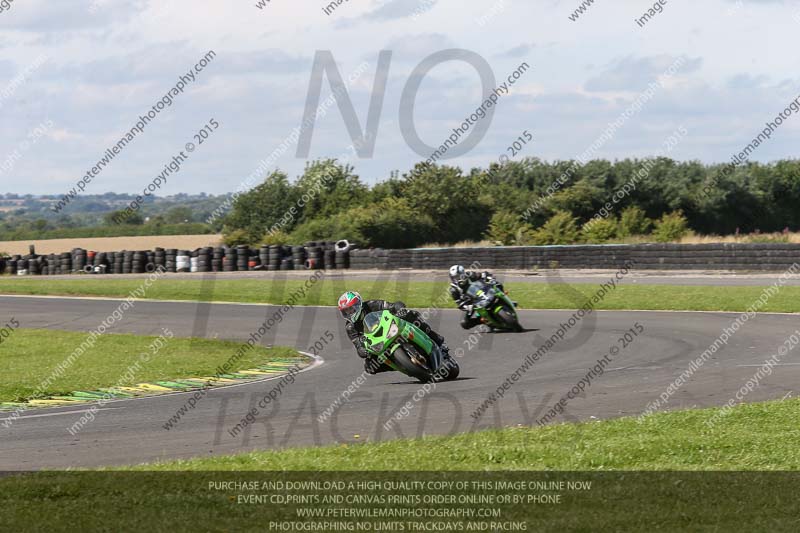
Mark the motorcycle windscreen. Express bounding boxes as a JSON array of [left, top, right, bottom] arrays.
[[363, 311, 383, 334], [467, 282, 494, 308], [466, 282, 487, 298]]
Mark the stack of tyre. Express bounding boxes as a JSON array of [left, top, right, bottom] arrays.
[[59, 252, 72, 274], [0, 237, 357, 276], [164, 249, 176, 272], [5, 256, 17, 275], [291, 246, 306, 270], [72, 249, 86, 273], [120, 251, 131, 273], [88, 252, 109, 274], [130, 251, 144, 273], [236, 245, 249, 271], [196, 247, 211, 273], [247, 248, 260, 270], [304, 243, 322, 270], [176, 250, 191, 272], [153, 248, 166, 271], [222, 247, 236, 272], [335, 239, 352, 269], [41, 254, 53, 275], [302, 241, 340, 270], [264, 246, 277, 271], [16, 256, 29, 276], [111, 252, 123, 274], [210, 247, 222, 272], [259, 246, 270, 271], [276, 245, 290, 270]]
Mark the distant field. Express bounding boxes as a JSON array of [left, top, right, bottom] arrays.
[[0, 235, 222, 255]]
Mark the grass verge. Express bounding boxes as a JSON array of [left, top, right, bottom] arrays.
[[0, 277, 798, 313], [128, 395, 800, 471], [0, 328, 297, 403], [3, 398, 800, 531]]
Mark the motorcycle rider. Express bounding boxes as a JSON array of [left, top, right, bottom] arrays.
[[448, 265, 507, 330], [338, 291, 450, 374]]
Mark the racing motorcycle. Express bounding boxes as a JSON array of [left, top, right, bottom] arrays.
[[464, 280, 523, 332], [362, 310, 459, 383]]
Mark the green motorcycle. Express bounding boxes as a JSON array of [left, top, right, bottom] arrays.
[[362, 310, 459, 383], [465, 280, 523, 332]]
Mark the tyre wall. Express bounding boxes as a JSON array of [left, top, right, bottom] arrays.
[[348, 243, 800, 271]]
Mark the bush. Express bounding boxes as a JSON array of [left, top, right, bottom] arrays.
[[222, 229, 252, 246], [618, 206, 652, 237], [286, 198, 436, 249], [358, 198, 436, 249], [652, 210, 689, 242], [581, 217, 618, 243], [532, 211, 580, 245], [484, 211, 524, 245], [288, 217, 347, 244], [261, 230, 292, 246], [515, 225, 538, 245]]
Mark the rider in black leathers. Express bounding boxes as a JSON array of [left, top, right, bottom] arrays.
[[448, 265, 505, 330], [338, 292, 450, 374]]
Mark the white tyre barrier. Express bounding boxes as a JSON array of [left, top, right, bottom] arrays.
[[176, 255, 191, 272], [335, 240, 353, 253]]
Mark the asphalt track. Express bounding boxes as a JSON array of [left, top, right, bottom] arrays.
[[1, 295, 798, 470]]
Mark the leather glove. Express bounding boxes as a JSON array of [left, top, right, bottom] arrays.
[[356, 337, 369, 358]]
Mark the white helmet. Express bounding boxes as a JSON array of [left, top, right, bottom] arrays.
[[449, 265, 466, 283]]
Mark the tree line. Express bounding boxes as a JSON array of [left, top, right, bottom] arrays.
[[220, 157, 800, 248]]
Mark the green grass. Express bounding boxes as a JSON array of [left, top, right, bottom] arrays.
[[0, 328, 297, 403], [4, 398, 800, 531], [0, 276, 799, 313], [126, 396, 800, 471]]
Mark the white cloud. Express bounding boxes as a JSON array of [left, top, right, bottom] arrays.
[[0, 0, 798, 194]]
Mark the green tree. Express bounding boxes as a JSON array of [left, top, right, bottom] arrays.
[[294, 159, 368, 222], [618, 206, 652, 237], [485, 210, 525, 245], [164, 206, 193, 224], [401, 163, 492, 243], [581, 217, 618, 243], [547, 179, 605, 223], [653, 210, 689, 242], [223, 170, 299, 243], [104, 210, 143, 225], [358, 198, 436, 249], [223, 228, 252, 246], [533, 211, 580, 245]]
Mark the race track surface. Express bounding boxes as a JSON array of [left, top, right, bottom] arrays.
[[1, 295, 797, 470]]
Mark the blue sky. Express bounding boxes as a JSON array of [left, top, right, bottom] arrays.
[[0, 0, 798, 195]]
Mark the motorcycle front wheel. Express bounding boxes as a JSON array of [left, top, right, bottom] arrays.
[[391, 345, 434, 383], [497, 306, 523, 332]]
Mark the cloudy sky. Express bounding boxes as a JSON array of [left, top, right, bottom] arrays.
[[0, 0, 798, 195]]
